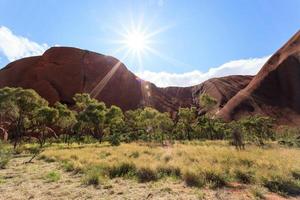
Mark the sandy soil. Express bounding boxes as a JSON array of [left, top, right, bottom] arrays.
[[0, 156, 297, 200]]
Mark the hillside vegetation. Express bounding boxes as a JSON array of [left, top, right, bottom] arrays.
[[1, 87, 300, 198]]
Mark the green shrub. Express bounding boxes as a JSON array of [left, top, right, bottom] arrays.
[[0, 156, 10, 169], [83, 167, 102, 186], [107, 162, 136, 178], [263, 176, 300, 196], [83, 173, 100, 185], [203, 171, 227, 188], [44, 171, 61, 182], [99, 151, 111, 159], [156, 166, 181, 178], [137, 167, 157, 183], [61, 161, 74, 172], [183, 171, 204, 187], [108, 133, 121, 146], [129, 151, 139, 158], [250, 186, 266, 200], [234, 169, 255, 184], [14, 145, 25, 154], [292, 170, 300, 180], [0, 148, 11, 169], [239, 158, 255, 167]]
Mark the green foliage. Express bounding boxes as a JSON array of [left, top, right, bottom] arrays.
[[107, 162, 136, 178], [75, 94, 107, 142], [106, 106, 124, 146], [175, 107, 197, 140], [234, 169, 255, 184], [238, 115, 275, 146], [276, 126, 300, 147], [156, 166, 181, 178], [199, 93, 217, 110], [136, 167, 157, 182], [44, 171, 61, 182], [122, 107, 174, 143], [0, 87, 278, 148], [61, 161, 75, 172], [0, 87, 48, 148], [250, 186, 266, 200], [263, 176, 300, 196], [54, 102, 77, 131], [82, 166, 102, 186], [203, 170, 227, 188], [196, 116, 230, 140], [0, 144, 11, 169], [183, 171, 205, 187]]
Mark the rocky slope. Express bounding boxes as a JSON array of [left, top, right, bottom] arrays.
[[1, 30, 300, 124], [0, 47, 250, 115], [217, 30, 300, 124]]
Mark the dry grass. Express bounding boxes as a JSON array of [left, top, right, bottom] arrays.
[[40, 141, 300, 195]]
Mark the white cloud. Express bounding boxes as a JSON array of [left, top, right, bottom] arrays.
[[0, 26, 48, 62], [136, 56, 270, 87]]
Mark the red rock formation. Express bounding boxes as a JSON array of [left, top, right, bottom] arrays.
[[217, 30, 300, 124], [3, 29, 299, 124], [0, 47, 250, 114]]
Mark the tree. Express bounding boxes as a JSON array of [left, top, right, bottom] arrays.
[[105, 105, 124, 146], [0, 87, 48, 148], [155, 112, 174, 143], [175, 107, 197, 140], [54, 102, 77, 143], [199, 93, 217, 111], [196, 116, 229, 140], [239, 115, 274, 146], [139, 107, 160, 141], [74, 94, 107, 142], [73, 93, 98, 111], [34, 106, 59, 147], [123, 109, 145, 142]]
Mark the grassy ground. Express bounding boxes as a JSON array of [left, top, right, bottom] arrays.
[[38, 141, 300, 197], [0, 155, 270, 200]]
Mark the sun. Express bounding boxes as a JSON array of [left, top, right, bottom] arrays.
[[110, 18, 173, 71], [124, 30, 148, 52]]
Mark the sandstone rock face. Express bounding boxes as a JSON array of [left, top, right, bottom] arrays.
[[217, 30, 300, 124], [2, 30, 300, 124], [0, 47, 250, 114]]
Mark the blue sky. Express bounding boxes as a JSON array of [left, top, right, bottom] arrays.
[[0, 0, 299, 86]]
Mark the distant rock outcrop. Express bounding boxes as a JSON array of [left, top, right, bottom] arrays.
[[0, 47, 250, 115], [217, 30, 300, 125], [1, 30, 300, 125]]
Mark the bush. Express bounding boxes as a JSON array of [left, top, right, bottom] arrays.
[[83, 167, 102, 186], [44, 171, 61, 182], [263, 176, 300, 196], [0, 156, 10, 169], [250, 186, 266, 200], [0, 147, 11, 169], [137, 167, 157, 183], [14, 146, 25, 154], [292, 170, 300, 180], [183, 171, 204, 187], [83, 173, 100, 186], [203, 171, 227, 188], [108, 134, 120, 146], [234, 169, 255, 184], [129, 151, 139, 158], [107, 162, 136, 178], [61, 161, 74, 172], [156, 166, 181, 178]]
